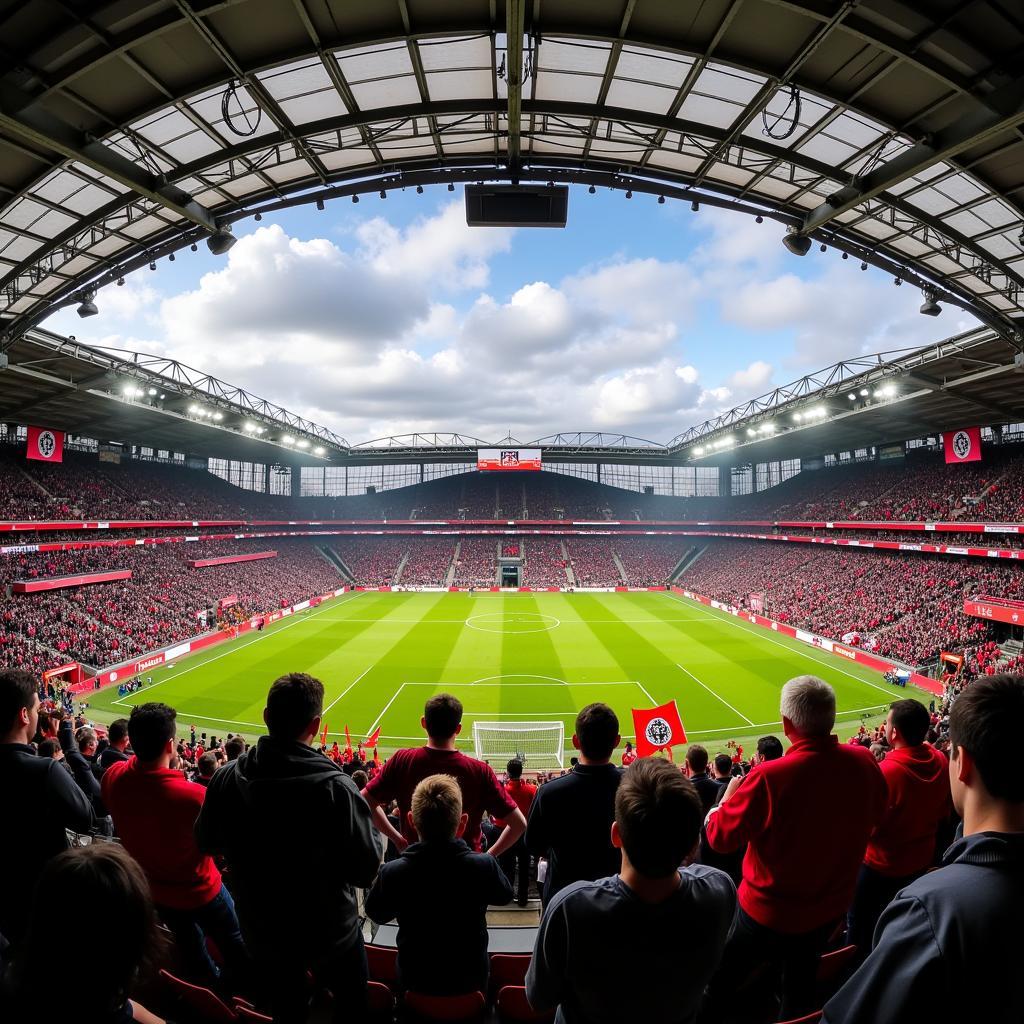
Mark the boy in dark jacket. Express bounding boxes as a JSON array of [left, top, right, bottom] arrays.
[[365, 773, 513, 995], [196, 673, 379, 1024]]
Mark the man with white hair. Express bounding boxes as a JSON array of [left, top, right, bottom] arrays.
[[703, 676, 886, 1022]]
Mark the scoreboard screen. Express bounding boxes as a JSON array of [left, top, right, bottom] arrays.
[[477, 448, 542, 472]]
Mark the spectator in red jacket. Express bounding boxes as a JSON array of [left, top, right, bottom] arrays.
[[102, 703, 249, 990], [704, 675, 886, 1022], [847, 698, 952, 953], [363, 693, 525, 857]]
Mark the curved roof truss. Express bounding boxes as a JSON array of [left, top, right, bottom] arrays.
[[1, 0, 1024, 345]]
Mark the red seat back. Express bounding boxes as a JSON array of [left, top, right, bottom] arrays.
[[235, 1007, 273, 1022], [367, 979, 397, 1016], [496, 985, 555, 1023], [490, 954, 531, 988], [159, 969, 238, 1022], [817, 943, 858, 989], [778, 1013, 822, 1024], [366, 943, 400, 986], [404, 989, 486, 1021]]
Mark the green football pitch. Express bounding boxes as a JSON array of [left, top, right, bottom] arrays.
[[87, 591, 907, 760]]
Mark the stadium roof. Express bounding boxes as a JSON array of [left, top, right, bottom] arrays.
[[4, 322, 1024, 469], [1, 0, 1024, 349]]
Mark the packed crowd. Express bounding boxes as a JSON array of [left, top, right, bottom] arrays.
[[612, 538, 694, 586], [679, 541, 1024, 665], [0, 541, 343, 672], [398, 540, 455, 587], [2, 669, 1019, 1024], [453, 539, 498, 587], [329, 538, 407, 587], [564, 538, 624, 587], [521, 539, 569, 587]]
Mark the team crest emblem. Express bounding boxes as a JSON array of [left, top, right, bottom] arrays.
[[36, 430, 56, 459], [644, 717, 672, 747], [500, 450, 519, 466], [951, 430, 971, 459]]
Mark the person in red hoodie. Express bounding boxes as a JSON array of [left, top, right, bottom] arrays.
[[847, 698, 952, 953], [101, 702, 249, 989], [704, 676, 886, 1022]]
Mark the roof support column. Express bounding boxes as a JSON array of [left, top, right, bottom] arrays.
[[505, 0, 526, 178]]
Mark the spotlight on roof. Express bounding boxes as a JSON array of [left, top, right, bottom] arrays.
[[821, 243, 828, 252], [848, 393, 857, 401], [782, 231, 812, 256], [296, 439, 309, 448], [894, 276, 902, 286], [447, 183, 455, 192], [691, 200, 699, 212], [117, 277, 125, 286], [190, 243, 198, 252], [860, 388, 870, 396], [213, 412, 224, 421], [316, 199, 324, 211], [147, 387, 157, 396], [841, 251, 848, 259], [793, 411, 803, 421], [379, 190, 386, 199], [314, 445, 325, 455], [692, 445, 704, 456], [206, 227, 236, 255], [589, 184, 596, 194], [755, 215, 763, 224], [352, 194, 359, 203], [416, 185, 424, 194], [860, 262, 868, 271], [149, 262, 156, 271], [254, 212, 262, 221], [919, 287, 942, 317], [76, 290, 98, 318], [625, 190, 633, 199], [658, 195, 665, 204], [281, 435, 295, 445]]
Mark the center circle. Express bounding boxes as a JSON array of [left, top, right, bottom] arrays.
[[465, 612, 560, 635]]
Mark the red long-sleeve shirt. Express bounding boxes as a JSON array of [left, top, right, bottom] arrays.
[[705, 735, 886, 934], [864, 744, 951, 878], [102, 756, 221, 909]]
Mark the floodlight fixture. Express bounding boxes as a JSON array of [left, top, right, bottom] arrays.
[[588, 184, 596, 194], [297, 439, 309, 449], [149, 262, 156, 271], [894, 276, 902, 286], [314, 445, 325, 455], [352, 194, 359, 203], [379, 190, 386, 199], [213, 412, 224, 421], [793, 411, 803, 421], [848, 393, 857, 401], [76, 290, 98, 318], [416, 185, 424, 194], [147, 387, 157, 396], [658, 195, 665, 204], [859, 388, 870, 396], [841, 251, 848, 259], [919, 288, 942, 316], [168, 253, 175, 262], [860, 262, 868, 271], [206, 227, 236, 255], [782, 231, 812, 256], [448, 183, 455, 192], [820, 243, 828, 252], [190, 243, 198, 252], [316, 199, 324, 211], [747, 427, 756, 437], [117, 277, 125, 286], [691, 200, 699, 212], [693, 445, 705, 455], [254, 212, 262, 221], [625, 190, 633, 199], [755, 215, 763, 223], [282, 435, 295, 445]]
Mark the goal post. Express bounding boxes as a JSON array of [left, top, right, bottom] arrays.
[[472, 721, 565, 770]]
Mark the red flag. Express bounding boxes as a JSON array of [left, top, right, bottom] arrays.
[[344, 725, 352, 753], [26, 426, 64, 463], [944, 427, 982, 464], [320, 721, 328, 747], [632, 700, 687, 757], [365, 726, 381, 747]]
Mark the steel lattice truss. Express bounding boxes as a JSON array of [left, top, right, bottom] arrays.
[[0, 0, 1023, 349]]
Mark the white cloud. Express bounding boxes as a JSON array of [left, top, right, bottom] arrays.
[[728, 360, 775, 395]]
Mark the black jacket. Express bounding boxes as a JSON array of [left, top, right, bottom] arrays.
[[365, 839, 512, 994], [0, 743, 94, 942], [689, 772, 723, 815], [97, 746, 129, 774], [65, 749, 106, 817], [526, 763, 622, 906], [195, 736, 379, 960], [823, 831, 1024, 1023]]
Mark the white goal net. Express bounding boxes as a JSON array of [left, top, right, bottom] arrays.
[[472, 721, 565, 770]]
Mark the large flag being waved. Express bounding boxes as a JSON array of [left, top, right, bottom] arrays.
[[26, 425, 64, 463], [365, 726, 381, 747], [944, 427, 982, 464], [632, 700, 687, 757]]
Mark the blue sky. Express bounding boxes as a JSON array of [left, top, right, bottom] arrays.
[[46, 184, 976, 444]]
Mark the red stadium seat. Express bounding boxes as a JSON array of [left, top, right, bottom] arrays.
[[367, 979, 397, 1018], [366, 942, 400, 988], [159, 969, 238, 1022], [488, 953, 531, 1002], [403, 990, 487, 1022], [816, 943, 859, 994], [778, 1014, 822, 1024], [496, 985, 555, 1023], [234, 1006, 273, 1022]]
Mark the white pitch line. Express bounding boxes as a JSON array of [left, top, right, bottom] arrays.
[[364, 682, 407, 739], [398, 680, 643, 687], [323, 665, 373, 715], [634, 680, 659, 706], [663, 592, 915, 698], [676, 663, 755, 726], [109, 590, 368, 707]]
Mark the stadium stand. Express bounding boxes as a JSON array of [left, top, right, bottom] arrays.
[[454, 538, 499, 587]]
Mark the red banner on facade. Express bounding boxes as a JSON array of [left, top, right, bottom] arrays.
[[963, 598, 1024, 624], [944, 427, 982, 464], [25, 425, 64, 462]]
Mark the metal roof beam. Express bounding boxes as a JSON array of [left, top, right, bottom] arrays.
[[0, 80, 218, 233], [802, 72, 1024, 234], [505, 0, 526, 173]]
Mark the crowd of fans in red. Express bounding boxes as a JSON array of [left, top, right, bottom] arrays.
[[454, 539, 499, 587], [0, 541, 343, 673], [679, 541, 1022, 665]]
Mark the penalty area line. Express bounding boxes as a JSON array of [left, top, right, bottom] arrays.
[[676, 663, 755, 726]]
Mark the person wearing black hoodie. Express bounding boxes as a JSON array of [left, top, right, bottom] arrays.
[[823, 674, 1024, 1024], [365, 773, 512, 994], [196, 673, 379, 1024]]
